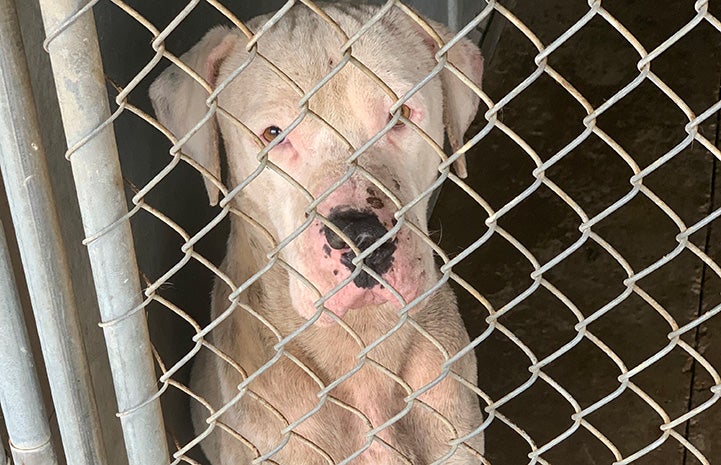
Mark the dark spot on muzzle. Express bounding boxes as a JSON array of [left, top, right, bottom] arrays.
[[366, 196, 384, 209], [322, 208, 397, 289]]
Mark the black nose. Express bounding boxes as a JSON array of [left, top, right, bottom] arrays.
[[323, 209, 397, 289]]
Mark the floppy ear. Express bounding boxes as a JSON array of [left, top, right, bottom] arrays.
[[150, 26, 238, 205], [424, 20, 484, 179]]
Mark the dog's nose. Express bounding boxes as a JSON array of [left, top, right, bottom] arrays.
[[323, 209, 397, 289]]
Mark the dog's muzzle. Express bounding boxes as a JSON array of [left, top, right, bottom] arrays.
[[323, 209, 397, 289]]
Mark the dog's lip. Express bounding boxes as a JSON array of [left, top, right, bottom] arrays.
[[304, 216, 425, 321], [324, 289, 389, 318], [322, 277, 417, 318]]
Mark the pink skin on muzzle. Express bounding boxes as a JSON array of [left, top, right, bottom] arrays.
[[311, 222, 424, 318], [288, 181, 430, 325]]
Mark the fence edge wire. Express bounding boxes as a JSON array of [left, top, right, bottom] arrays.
[[0, 220, 59, 465], [0, 1, 108, 464], [35, 1, 170, 465]]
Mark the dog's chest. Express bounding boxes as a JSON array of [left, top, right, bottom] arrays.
[[330, 366, 415, 465], [333, 363, 404, 426], [311, 332, 421, 464], [309, 323, 412, 428]]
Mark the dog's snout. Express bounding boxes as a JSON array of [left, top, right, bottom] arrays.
[[323, 209, 397, 289], [324, 209, 386, 249]]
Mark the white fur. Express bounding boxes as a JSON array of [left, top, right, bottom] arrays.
[[150, 3, 484, 464]]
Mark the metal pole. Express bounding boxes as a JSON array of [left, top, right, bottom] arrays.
[[0, 1, 110, 464], [0, 220, 59, 465], [36, 2, 170, 465], [447, 0, 459, 31]]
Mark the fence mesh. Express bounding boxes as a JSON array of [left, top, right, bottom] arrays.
[[40, 0, 721, 464]]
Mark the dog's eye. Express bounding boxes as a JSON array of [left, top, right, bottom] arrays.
[[389, 104, 412, 127], [262, 126, 283, 142]]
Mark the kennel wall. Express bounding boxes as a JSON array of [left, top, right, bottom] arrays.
[[0, 1, 720, 465]]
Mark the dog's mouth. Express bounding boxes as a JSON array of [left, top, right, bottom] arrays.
[[287, 203, 429, 324], [286, 206, 427, 324]]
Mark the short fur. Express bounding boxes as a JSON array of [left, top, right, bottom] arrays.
[[150, 3, 485, 464]]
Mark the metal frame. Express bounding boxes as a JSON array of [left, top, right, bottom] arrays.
[[33, 1, 170, 465], [0, 0, 107, 463], [0, 220, 58, 465]]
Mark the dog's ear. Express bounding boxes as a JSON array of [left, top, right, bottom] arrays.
[[150, 26, 238, 206], [423, 20, 484, 179]]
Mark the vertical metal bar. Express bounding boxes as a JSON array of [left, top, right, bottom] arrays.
[[36, 2, 170, 465], [447, 0, 460, 31], [0, 1, 110, 464], [0, 220, 59, 465]]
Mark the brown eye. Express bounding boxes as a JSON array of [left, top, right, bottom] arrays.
[[390, 104, 412, 127], [262, 126, 283, 142]]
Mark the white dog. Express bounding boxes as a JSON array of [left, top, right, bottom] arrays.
[[151, 3, 484, 464]]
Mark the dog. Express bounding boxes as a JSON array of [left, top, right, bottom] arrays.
[[150, 3, 484, 464]]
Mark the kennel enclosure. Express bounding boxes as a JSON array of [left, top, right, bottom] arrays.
[[1, 1, 721, 464]]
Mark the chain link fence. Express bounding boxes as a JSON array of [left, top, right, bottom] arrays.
[[1, 1, 721, 465]]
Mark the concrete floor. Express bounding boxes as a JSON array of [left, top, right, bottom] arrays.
[[432, 1, 721, 463]]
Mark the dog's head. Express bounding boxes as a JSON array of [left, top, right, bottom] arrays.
[[150, 4, 483, 324]]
